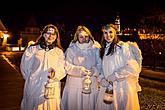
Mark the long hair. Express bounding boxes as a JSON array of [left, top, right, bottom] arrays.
[[100, 24, 120, 59], [71, 25, 94, 43], [32, 24, 63, 50]]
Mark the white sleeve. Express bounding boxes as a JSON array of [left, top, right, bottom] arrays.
[[54, 49, 66, 80], [93, 48, 104, 82], [64, 48, 88, 77], [20, 46, 36, 80], [108, 43, 141, 82], [92, 41, 102, 76], [95, 48, 102, 75]]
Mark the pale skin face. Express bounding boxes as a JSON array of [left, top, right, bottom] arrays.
[[43, 28, 57, 45], [103, 27, 116, 43], [78, 30, 90, 44]]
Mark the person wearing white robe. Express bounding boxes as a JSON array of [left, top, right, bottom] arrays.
[[96, 24, 142, 110], [62, 25, 102, 110], [20, 24, 66, 110]]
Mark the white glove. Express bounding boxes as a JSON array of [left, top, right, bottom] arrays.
[[80, 67, 92, 76], [107, 73, 117, 82], [107, 84, 113, 90], [91, 67, 99, 77], [100, 78, 109, 87], [97, 74, 104, 83]]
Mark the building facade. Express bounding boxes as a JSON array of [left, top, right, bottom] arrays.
[[20, 16, 40, 47]]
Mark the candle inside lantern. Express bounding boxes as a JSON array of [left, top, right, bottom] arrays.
[[103, 86, 113, 104], [44, 69, 56, 99], [82, 75, 92, 94]]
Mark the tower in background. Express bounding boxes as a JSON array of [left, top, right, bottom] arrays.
[[115, 15, 121, 33]]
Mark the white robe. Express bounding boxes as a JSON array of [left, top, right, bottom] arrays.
[[96, 41, 141, 110], [20, 45, 66, 110], [62, 40, 102, 110]]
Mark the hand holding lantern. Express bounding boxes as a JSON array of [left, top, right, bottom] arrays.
[[44, 68, 56, 99], [82, 70, 92, 94], [103, 82, 113, 104]]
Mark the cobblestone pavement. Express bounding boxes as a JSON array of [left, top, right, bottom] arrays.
[[0, 52, 165, 110], [139, 78, 165, 110]]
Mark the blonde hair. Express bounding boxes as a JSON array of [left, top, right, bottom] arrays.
[[72, 25, 94, 43]]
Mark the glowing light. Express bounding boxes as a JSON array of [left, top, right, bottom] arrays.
[[11, 47, 25, 51], [3, 33, 9, 38], [28, 41, 35, 47], [2, 33, 9, 46], [1, 55, 19, 73]]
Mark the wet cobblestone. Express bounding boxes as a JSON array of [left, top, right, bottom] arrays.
[[139, 78, 165, 110], [1, 52, 165, 110]]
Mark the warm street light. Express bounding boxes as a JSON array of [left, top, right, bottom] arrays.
[[2, 33, 9, 46]]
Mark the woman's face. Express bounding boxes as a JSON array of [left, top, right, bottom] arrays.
[[43, 28, 57, 45], [103, 27, 116, 43], [78, 30, 90, 44]]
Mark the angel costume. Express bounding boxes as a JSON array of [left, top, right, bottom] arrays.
[[62, 40, 102, 110], [20, 45, 66, 110], [96, 41, 142, 110]]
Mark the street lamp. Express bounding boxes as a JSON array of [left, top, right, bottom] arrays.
[[2, 33, 9, 46]]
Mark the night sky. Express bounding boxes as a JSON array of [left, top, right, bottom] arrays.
[[0, 0, 165, 37]]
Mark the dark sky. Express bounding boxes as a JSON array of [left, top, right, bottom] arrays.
[[0, 0, 165, 34]]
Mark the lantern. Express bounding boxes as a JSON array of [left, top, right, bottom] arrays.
[[103, 86, 113, 104], [82, 75, 92, 94], [44, 69, 56, 99], [44, 79, 56, 99]]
